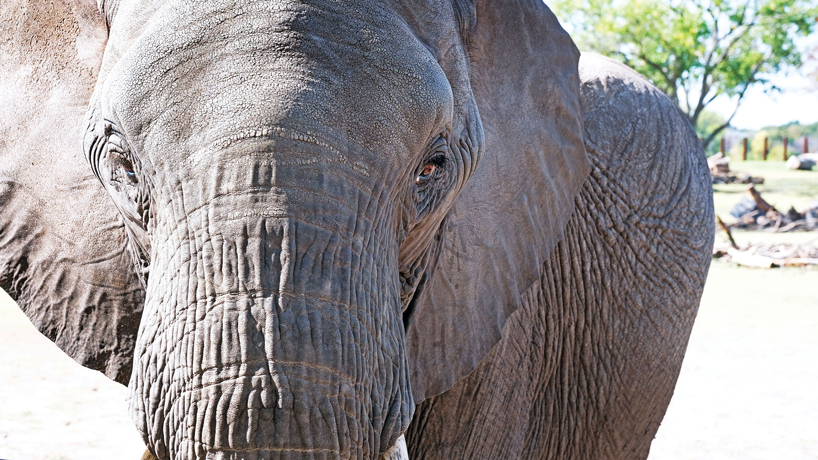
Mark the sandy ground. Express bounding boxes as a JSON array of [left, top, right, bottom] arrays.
[[0, 290, 145, 460], [1, 262, 816, 459], [649, 263, 818, 459]]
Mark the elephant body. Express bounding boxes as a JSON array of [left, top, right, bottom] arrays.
[[0, 1, 713, 459], [407, 54, 712, 459]]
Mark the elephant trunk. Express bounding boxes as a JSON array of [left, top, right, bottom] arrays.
[[130, 173, 412, 459]]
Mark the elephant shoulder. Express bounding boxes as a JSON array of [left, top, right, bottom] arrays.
[[577, 53, 697, 174], [577, 52, 670, 115], [574, 51, 714, 297], [576, 52, 712, 217]]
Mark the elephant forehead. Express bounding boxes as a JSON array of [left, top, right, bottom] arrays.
[[103, 0, 455, 161]]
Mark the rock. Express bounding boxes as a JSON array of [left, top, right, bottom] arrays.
[[786, 206, 803, 222], [708, 153, 731, 175], [786, 153, 818, 170], [730, 197, 758, 219]]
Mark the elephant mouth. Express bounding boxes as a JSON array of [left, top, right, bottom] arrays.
[[381, 435, 408, 460]]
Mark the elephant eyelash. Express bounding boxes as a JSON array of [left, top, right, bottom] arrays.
[[100, 122, 137, 181], [428, 154, 448, 167]]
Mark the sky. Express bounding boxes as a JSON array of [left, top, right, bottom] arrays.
[[695, 33, 818, 131], [708, 72, 818, 131]]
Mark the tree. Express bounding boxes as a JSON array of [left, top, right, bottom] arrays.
[[750, 129, 770, 159], [550, 0, 818, 149]]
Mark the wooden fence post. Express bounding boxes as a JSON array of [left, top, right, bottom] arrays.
[[742, 138, 748, 161], [805, 137, 809, 154], [783, 136, 788, 160], [763, 137, 768, 161], [720, 137, 725, 154]]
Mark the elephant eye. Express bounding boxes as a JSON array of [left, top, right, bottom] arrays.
[[102, 125, 139, 185], [416, 155, 447, 184], [121, 158, 136, 177], [105, 145, 140, 188], [417, 164, 436, 181], [111, 152, 138, 184]]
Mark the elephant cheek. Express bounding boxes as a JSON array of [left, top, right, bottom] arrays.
[[128, 216, 413, 459]]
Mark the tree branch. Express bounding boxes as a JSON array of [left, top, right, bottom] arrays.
[[682, 75, 694, 115], [710, 21, 756, 69], [638, 52, 679, 102], [692, 3, 760, 126], [702, 84, 750, 149], [692, 73, 713, 126], [703, 119, 732, 150]]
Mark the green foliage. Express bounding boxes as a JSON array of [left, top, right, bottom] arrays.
[[696, 110, 727, 138], [724, 121, 818, 160], [750, 129, 770, 159], [758, 121, 818, 156], [760, 120, 818, 142], [551, 0, 818, 148]]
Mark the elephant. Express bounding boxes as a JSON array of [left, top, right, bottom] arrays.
[[0, 0, 714, 459]]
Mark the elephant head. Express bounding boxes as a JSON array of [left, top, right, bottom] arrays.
[[0, 0, 588, 458]]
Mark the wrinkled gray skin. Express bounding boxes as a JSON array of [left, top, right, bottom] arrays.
[[0, 0, 713, 459]]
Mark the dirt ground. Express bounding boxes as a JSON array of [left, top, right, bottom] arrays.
[[649, 262, 818, 459], [0, 290, 145, 460], [1, 262, 817, 459]]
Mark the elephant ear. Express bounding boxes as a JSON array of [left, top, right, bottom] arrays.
[[0, 0, 144, 384], [405, 0, 589, 402]]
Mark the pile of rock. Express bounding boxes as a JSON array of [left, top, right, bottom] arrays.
[[712, 172, 766, 185], [708, 153, 765, 184], [708, 153, 730, 175], [729, 185, 818, 232], [714, 207, 818, 268]]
